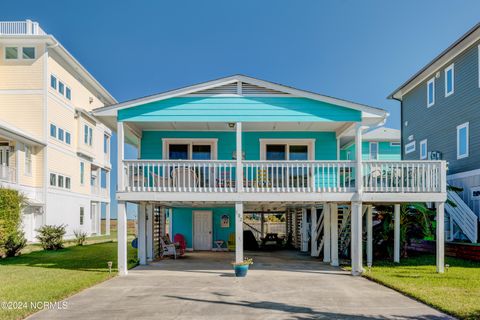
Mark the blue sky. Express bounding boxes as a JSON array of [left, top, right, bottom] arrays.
[[4, 0, 480, 218]]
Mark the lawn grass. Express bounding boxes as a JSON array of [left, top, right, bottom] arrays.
[[0, 241, 137, 320], [363, 254, 480, 320]]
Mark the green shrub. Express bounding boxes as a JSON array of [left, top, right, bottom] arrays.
[[36, 225, 66, 250], [3, 229, 27, 257], [0, 188, 26, 257], [73, 229, 87, 246]]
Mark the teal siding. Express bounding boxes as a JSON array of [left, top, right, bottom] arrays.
[[340, 142, 400, 160], [141, 131, 338, 160], [118, 97, 361, 122], [171, 207, 235, 249]]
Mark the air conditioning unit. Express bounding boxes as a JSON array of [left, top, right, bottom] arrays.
[[429, 151, 443, 160]]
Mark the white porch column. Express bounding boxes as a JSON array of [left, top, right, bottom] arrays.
[[323, 203, 331, 263], [138, 203, 147, 265], [117, 201, 128, 276], [330, 203, 339, 267], [394, 204, 400, 263], [146, 203, 154, 261], [117, 122, 125, 192], [366, 205, 373, 266], [300, 208, 308, 252], [355, 123, 363, 194], [105, 202, 111, 236], [351, 201, 363, 276], [235, 122, 243, 192], [310, 206, 317, 257], [235, 202, 244, 263], [436, 202, 445, 273]]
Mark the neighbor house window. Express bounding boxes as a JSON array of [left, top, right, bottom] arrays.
[[65, 177, 71, 189], [405, 141, 416, 155], [457, 122, 469, 159], [50, 75, 57, 89], [50, 124, 57, 138], [80, 162, 85, 185], [104, 134, 109, 154], [50, 173, 56, 186], [80, 207, 84, 225], [390, 142, 400, 147], [84, 125, 93, 146], [58, 175, 64, 188], [445, 64, 454, 97], [427, 78, 435, 107], [58, 81, 65, 95], [420, 139, 428, 160], [66, 87, 71, 100], [65, 132, 71, 144], [24, 145, 32, 175], [58, 128, 64, 142], [5, 47, 18, 60], [22, 47, 35, 59], [369, 142, 378, 160]]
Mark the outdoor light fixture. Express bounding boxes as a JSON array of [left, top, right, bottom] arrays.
[[445, 264, 450, 272], [228, 123, 235, 128]]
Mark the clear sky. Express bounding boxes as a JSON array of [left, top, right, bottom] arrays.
[[4, 0, 480, 217]]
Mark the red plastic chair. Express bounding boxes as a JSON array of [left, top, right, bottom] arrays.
[[173, 233, 186, 256]]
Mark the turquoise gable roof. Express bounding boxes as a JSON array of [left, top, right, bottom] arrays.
[[118, 97, 361, 122]]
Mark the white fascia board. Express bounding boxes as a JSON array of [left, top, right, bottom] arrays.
[[0, 120, 46, 146]]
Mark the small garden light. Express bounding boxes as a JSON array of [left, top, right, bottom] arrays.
[[107, 261, 113, 274], [367, 262, 372, 272], [445, 264, 449, 272]]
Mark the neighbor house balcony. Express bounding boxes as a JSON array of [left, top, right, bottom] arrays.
[[0, 163, 16, 184], [0, 20, 45, 35]]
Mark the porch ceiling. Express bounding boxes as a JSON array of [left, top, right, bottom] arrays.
[[129, 121, 348, 132]]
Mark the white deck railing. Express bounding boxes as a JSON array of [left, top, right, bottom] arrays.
[[362, 161, 443, 193], [0, 20, 45, 35], [0, 164, 16, 183], [123, 160, 445, 194]]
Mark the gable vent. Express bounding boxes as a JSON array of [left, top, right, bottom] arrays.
[[194, 82, 238, 95], [241, 82, 288, 95]]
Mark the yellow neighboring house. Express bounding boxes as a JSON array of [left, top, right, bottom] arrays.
[[0, 20, 116, 242]]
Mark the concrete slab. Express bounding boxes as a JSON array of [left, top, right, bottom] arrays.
[[29, 251, 454, 320]]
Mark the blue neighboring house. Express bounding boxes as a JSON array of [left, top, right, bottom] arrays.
[[94, 75, 447, 276], [390, 23, 480, 243], [340, 127, 401, 161]]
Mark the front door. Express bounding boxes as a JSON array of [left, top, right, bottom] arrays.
[[91, 203, 98, 234], [193, 210, 212, 250]]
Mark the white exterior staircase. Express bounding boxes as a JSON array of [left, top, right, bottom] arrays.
[[445, 190, 478, 243]]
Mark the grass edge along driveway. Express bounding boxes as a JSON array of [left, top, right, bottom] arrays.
[[0, 241, 137, 320], [363, 254, 480, 320]]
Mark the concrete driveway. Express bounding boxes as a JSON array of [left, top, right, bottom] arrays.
[[30, 251, 453, 320]]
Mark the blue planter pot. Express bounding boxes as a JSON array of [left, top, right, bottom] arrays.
[[234, 264, 249, 277]]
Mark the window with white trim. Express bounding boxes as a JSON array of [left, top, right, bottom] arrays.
[[84, 124, 93, 146], [80, 207, 84, 225], [420, 139, 427, 160], [22, 47, 35, 59], [24, 145, 32, 175], [50, 75, 57, 90], [50, 173, 56, 186], [405, 141, 415, 155], [369, 142, 378, 160], [445, 64, 454, 97], [5, 47, 18, 60], [163, 139, 218, 160], [390, 142, 400, 147], [427, 78, 435, 107], [50, 124, 57, 138], [457, 122, 469, 159], [80, 162, 85, 185]]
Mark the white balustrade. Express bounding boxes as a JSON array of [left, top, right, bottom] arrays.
[[242, 161, 356, 193], [0, 164, 16, 183], [0, 21, 45, 35], [124, 160, 236, 193], [362, 161, 444, 193], [122, 160, 446, 194]]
